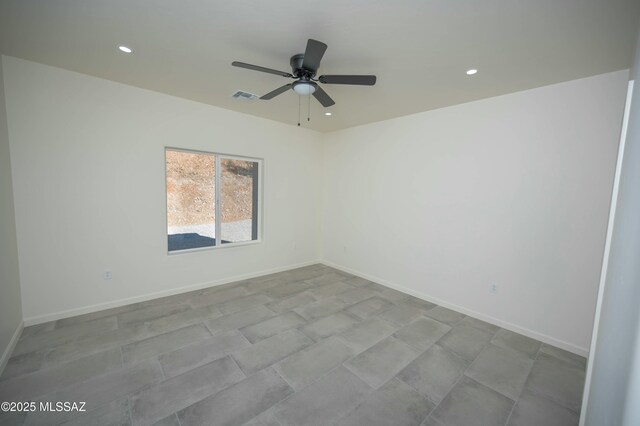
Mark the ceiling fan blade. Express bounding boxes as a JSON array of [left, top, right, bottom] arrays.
[[319, 75, 377, 85], [232, 61, 293, 78], [260, 84, 293, 100], [301, 39, 327, 73], [312, 86, 335, 107]]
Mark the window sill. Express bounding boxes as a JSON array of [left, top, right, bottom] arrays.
[[167, 239, 262, 255]]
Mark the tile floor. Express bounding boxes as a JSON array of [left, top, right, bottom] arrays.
[[0, 265, 586, 426]]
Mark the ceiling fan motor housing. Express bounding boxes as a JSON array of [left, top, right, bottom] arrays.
[[290, 54, 314, 79]]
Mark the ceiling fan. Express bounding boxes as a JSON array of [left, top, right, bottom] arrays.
[[232, 39, 376, 107]]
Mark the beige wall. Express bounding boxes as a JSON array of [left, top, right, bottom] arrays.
[[2, 56, 323, 323], [0, 57, 23, 371], [322, 70, 628, 354], [582, 25, 640, 426]]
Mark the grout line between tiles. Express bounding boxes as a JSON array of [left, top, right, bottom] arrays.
[[503, 344, 543, 425], [127, 397, 134, 426]]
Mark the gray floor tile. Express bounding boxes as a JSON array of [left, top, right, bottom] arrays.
[[243, 407, 282, 426], [300, 312, 361, 341], [466, 344, 534, 400], [24, 360, 164, 426], [345, 276, 373, 287], [20, 322, 55, 338], [240, 312, 307, 343], [178, 368, 293, 426], [118, 303, 192, 327], [346, 297, 394, 320], [307, 281, 353, 299], [304, 273, 348, 287], [491, 329, 541, 358], [140, 304, 221, 336], [294, 297, 348, 321], [204, 305, 274, 335], [275, 336, 355, 390], [13, 317, 119, 356], [0, 411, 27, 426], [376, 304, 425, 326], [525, 353, 585, 412], [437, 324, 493, 362], [423, 306, 466, 326], [425, 376, 514, 426], [266, 292, 317, 313], [336, 287, 380, 305], [233, 329, 313, 374], [336, 317, 399, 353], [393, 317, 451, 351], [2, 267, 579, 426], [332, 270, 357, 280], [159, 330, 251, 378], [150, 414, 181, 426], [265, 281, 311, 299], [397, 344, 468, 403], [122, 324, 211, 365], [287, 266, 325, 278], [345, 337, 420, 389], [375, 287, 411, 305], [54, 304, 137, 329], [402, 296, 436, 311], [217, 294, 273, 315], [44, 323, 152, 366], [131, 356, 245, 426], [507, 390, 579, 426], [273, 367, 372, 426], [539, 344, 587, 369], [458, 316, 499, 334], [0, 351, 45, 381], [0, 348, 122, 401], [280, 269, 319, 282], [243, 276, 289, 294], [60, 397, 131, 426], [363, 282, 389, 292], [337, 378, 434, 426], [188, 286, 249, 309]]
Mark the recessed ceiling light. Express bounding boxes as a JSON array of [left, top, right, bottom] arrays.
[[118, 46, 132, 53], [324, 112, 332, 116], [466, 69, 478, 75]]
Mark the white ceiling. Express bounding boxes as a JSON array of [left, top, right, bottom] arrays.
[[1, 0, 638, 133]]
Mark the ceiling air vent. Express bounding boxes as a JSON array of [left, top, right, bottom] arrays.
[[231, 90, 258, 101]]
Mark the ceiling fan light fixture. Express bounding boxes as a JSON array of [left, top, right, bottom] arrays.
[[466, 69, 478, 75], [292, 81, 316, 96], [118, 45, 133, 53]]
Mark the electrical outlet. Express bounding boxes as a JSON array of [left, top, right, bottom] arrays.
[[103, 270, 112, 280], [489, 283, 498, 294]]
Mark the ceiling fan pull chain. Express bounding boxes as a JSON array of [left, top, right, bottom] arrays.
[[298, 95, 301, 127], [308, 93, 311, 122]]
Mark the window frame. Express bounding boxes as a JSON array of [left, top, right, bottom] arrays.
[[164, 147, 263, 255]]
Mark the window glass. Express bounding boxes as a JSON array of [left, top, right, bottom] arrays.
[[221, 158, 259, 244], [165, 148, 261, 253]]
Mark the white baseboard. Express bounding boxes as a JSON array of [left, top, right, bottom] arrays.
[[322, 260, 589, 357], [23, 260, 321, 326], [0, 321, 24, 376]]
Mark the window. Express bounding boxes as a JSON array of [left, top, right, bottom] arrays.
[[165, 148, 261, 252]]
